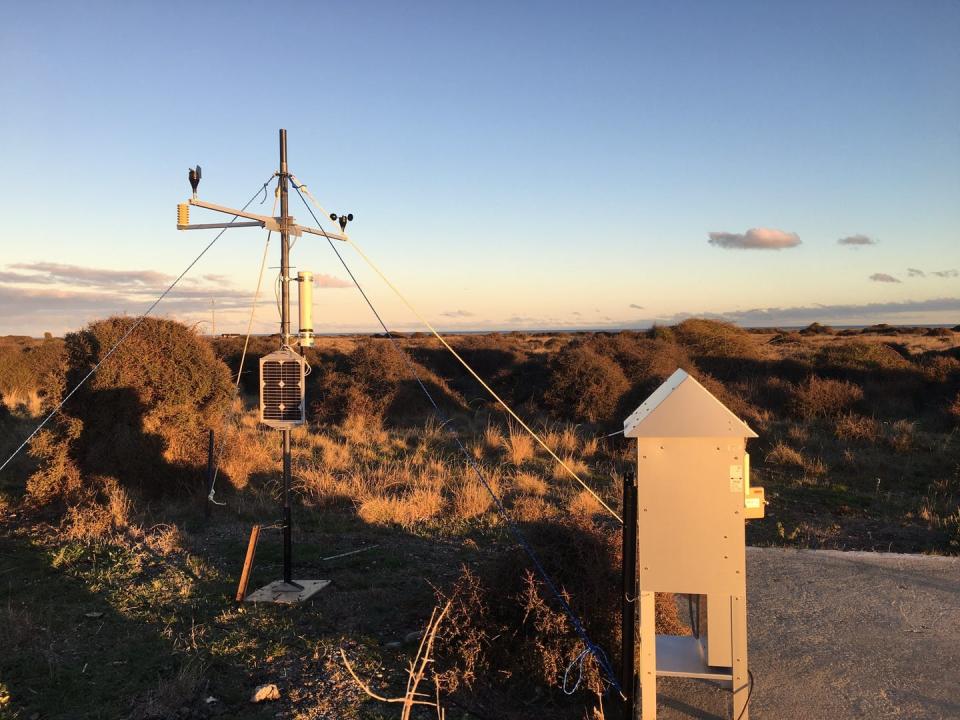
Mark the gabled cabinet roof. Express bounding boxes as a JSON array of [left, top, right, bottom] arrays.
[[623, 368, 757, 439]]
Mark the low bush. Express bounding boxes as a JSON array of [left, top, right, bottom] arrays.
[[545, 344, 629, 423], [790, 376, 864, 419], [27, 316, 233, 504]]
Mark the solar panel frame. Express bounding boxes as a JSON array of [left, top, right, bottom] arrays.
[[259, 348, 307, 428]]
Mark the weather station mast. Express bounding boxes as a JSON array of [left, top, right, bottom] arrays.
[[177, 129, 352, 603]]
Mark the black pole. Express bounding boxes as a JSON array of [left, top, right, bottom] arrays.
[[621, 469, 638, 719], [205, 428, 214, 518], [279, 129, 294, 587]]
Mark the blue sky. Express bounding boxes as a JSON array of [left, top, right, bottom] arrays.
[[0, 0, 957, 335]]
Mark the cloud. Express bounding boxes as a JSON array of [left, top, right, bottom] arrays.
[[313, 273, 352, 289], [838, 234, 876, 246], [931, 269, 959, 278], [708, 227, 801, 250], [202, 273, 230, 285], [907, 268, 926, 277], [440, 309, 474, 318], [0, 271, 55, 284], [9, 262, 173, 287], [629, 303, 644, 310], [869, 273, 901, 283], [662, 297, 960, 327]]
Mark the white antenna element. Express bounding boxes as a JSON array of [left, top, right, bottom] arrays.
[[297, 271, 314, 347]]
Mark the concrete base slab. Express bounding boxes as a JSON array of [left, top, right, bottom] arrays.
[[244, 579, 330, 604]]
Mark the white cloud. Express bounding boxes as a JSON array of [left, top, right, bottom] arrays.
[[629, 303, 644, 310], [931, 269, 958, 278], [440, 309, 474, 318], [907, 268, 925, 277], [708, 227, 801, 250], [869, 273, 901, 283], [313, 273, 352, 289], [9, 262, 172, 287]]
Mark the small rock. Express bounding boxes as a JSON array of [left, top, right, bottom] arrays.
[[204, 696, 218, 704], [84, 612, 103, 619], [250, 684, 281, 703], [403, 630, 423, 644]]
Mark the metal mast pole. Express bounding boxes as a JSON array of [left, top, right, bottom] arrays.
[[279, 128, 294, 586]]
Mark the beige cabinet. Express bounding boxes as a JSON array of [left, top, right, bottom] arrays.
[[623, 369, 764, 719]]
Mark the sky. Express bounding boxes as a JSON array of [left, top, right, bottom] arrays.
[[0, 0, 958, 336]]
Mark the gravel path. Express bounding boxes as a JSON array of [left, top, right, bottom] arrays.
[[652, 547, 960, 719]]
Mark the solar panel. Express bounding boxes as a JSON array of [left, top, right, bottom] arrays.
[[259, 348, 306, 428]]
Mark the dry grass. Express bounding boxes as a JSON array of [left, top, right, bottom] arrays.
[[834, 412, 881, 443], [219, 426, 274, 489], [358, 487, 444, 527], [551, 454, 589, 482], [885, 419, 916, 453], [503, 426, 535, 466], [452, 478, 493, 519], [511, 495, 557, 522], [513, 471, 548, 497], [1, 388, 42, 416], [567, 489, 603, 519], [766, 441, 805, 467], [483, 423, 504, 452]]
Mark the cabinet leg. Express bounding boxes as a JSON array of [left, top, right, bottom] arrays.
[[639, 591, 657, 719], [730, 594, 749, 720]]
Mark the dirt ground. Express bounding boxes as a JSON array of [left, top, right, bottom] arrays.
[[654, 547, 960, 719]]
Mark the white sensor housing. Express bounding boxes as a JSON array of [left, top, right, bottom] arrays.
[[298, 271, 314, 347]]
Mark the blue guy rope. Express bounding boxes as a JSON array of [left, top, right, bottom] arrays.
[[0, 175, 278, 477], [290, 181, 624, 698]]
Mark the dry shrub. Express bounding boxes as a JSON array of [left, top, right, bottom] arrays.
[[313, 339, 463, 425], [147, 524, 186, 556], [358, 487, 443, 527], [432, 566, 491, 693], [834, 412, 881, 443], [804, 456, 828, 476], [672, 319, 761, 361], [885, 419, 916, 453], [26, 416, 83, 506], [790, 376, 864, 419], [919, 354, 960, 382], [948, 393, 960, 424], [545, 344, 630, 423], [63, 476, 132, 542], [130, 661, 205, 720], [513, 471, 547, 497], [0, 336, 66, 415], [433, 521, 686, 706], [816, 342, 913, 374], [27, 317, 234, 504], [766, 441, 805, 467], [503, 426, 535, 466]]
